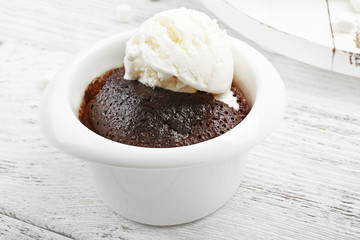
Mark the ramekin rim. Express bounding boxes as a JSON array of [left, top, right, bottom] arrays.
[[40, 30, 286, 169]]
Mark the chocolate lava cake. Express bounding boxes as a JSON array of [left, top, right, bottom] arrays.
[[78, 67, 249, 148]]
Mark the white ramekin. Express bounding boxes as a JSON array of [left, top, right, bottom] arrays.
[[40, 30, 286, 226]]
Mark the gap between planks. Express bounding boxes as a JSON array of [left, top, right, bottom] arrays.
[[0, 212, 74, 240]]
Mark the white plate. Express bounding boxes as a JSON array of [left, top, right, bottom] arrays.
[[202, 0, 360, 77]]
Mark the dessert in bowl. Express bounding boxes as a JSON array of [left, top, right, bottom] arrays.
[[78, 66, 249, 148], [40, 9, 286, 225]]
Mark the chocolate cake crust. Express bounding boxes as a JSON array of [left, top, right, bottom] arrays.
[[79, 67, 249, 148]]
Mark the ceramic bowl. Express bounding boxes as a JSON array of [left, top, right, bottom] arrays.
[[40, 30, 286, 226]]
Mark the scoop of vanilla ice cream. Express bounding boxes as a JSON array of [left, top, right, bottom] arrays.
[[124, 8, 233, 94]]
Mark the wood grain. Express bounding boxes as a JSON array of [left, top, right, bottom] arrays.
[[0, 214, 71, 240], [1, 0, 360, 239]]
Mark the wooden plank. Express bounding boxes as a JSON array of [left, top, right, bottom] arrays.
[[0, 36, 360, 240], [0, 0, 360, 239], [0, 214, 72, 240], [0, 0, 206, 53]]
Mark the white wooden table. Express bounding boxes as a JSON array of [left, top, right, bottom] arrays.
[[1, 0, 360, 239]]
